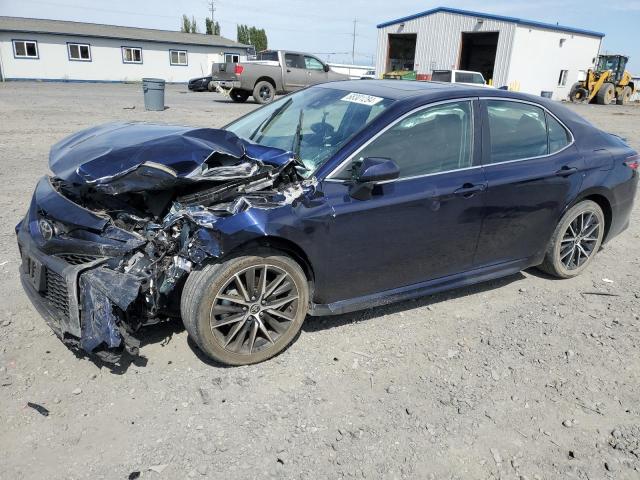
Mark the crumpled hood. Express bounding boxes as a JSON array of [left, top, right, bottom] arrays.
[[49, 122, 293, 191]]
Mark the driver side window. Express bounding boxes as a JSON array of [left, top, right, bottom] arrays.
[[333, 101, 474, 180], [304, 56, 325, 71]]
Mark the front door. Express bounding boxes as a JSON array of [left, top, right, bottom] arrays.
[[304, 55, 328, 86], [315, 99, 488, 304], [473, 99, 585, 267]]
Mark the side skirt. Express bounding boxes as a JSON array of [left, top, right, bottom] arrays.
[[309, 258, 533, 316]]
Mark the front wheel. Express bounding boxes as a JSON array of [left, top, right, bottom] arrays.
[[181, 254, 309, 365], [538, 200, 605, 278], [596, 82, 615, 105]]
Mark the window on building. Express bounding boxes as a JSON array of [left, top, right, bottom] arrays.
[[335, 101, 474, 179], [169, 49, 187, 65], [68, 43, 91, 61], [558, 69, 568, 86], [224, 53, 240, 63], [122, 47, 142, 64], [486, 100, 549, 163], [13, 40, 38, 58]]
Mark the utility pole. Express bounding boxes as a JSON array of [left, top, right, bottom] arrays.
[[351, 18, 357, 65], [208, 0, 216, 29]]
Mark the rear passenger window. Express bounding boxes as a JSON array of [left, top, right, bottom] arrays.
[[487, 100, 548, 163], [546, 113, 571, 153], [334, 100, 474, 179]]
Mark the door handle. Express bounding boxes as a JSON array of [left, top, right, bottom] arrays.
[[555, 166, 578, 177], [454, 183, 487, 198], [286, 69, 292, 73]]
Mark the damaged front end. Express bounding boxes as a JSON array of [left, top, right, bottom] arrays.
[[16, 122, 314, 363]]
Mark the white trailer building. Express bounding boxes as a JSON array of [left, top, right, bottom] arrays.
[[0, 17, 251, 83], [375, 7, 604, 99]]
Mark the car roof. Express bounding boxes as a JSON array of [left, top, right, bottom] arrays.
[[314, 79, 589, 128]]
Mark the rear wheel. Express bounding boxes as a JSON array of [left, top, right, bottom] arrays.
[[616, 86, 632, 105], [538, 200, 605, 278], [181, 254, 308, 365], [253, 80, 276, 104], [596, 83, 615, 105], [229, 89, 249, 103]]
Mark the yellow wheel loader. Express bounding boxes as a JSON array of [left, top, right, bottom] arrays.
[[569, 54, 635, 105]]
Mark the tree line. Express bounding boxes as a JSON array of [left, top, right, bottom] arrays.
[[179, 15, 268, 52]]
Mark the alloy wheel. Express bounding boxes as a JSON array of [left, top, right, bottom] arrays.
[[209, 264, 300, 355], [559, 211, 600, 270]]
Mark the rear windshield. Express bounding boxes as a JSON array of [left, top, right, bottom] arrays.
[[258, 51, 279, 61], [455, 72, 485, 84], [431, 71, 452, 82]]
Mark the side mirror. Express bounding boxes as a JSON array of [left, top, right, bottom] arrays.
[[323, 64, 330, 72], [349, 157, 399, 200], [355, 157, 400, 183]]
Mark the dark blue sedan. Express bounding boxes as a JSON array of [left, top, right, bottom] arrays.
[[16, 80, 638, 365]]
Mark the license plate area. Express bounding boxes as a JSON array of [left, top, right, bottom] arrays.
[[22, 254, 46, 292]]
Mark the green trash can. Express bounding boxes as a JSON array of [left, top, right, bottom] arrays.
[[142, 78, 165, 111]]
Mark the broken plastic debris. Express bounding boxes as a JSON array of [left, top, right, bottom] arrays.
[[26, 402, 50, 417]]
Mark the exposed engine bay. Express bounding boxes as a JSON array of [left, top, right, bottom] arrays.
[[24, 122, 315, 363]]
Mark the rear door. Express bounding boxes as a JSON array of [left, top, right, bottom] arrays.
[[283, 53, 308, 90], [473, 98, 584, 267]]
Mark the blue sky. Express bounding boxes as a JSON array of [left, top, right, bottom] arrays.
[[1, 0, 638, 72]]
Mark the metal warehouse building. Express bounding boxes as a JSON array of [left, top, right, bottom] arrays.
[[375, 7, 604, 99], [0, 17, 251, 83]]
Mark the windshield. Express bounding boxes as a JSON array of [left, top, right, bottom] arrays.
[[597, 56, 621, 72], [226, 87, 394, 177]]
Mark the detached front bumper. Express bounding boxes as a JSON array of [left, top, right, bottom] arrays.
[[211, 80, 241, 91], [17, 219, 106, 341]]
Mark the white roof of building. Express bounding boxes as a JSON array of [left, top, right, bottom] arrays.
[[0, 16, 249, 49]]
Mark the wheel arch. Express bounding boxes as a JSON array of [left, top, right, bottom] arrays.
[[254, 76, 276, 89], [571, 189, 613, 241], [220, 235, 316, 293]]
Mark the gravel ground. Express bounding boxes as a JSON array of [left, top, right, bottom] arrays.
[[0, 82, 639, 480]]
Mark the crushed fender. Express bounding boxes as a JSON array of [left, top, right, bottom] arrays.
[[40, 123, 315, 362]]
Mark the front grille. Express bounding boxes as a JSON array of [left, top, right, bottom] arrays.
[[43, 269, 70, 319], [55, 253, 102, 265]]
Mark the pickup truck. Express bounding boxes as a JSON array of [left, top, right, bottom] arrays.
[[210, 50, 349, 104], [430, 69, 491, 87]]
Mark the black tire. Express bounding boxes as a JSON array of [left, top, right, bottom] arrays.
[[538, 200, 605, 279], [596, 83, 615, 105], [229, 89, 249, 103], [253, 80, 276, 104], [568, 83, 589, 103], [181, 254, 309, 365], [616, 86, 632, 105], [207, 81, 217, 92]]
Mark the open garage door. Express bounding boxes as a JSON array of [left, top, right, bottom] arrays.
[[386, 34, 416, 72], [459, 32, 498, 83]]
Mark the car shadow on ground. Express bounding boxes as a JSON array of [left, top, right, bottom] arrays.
[[302, 272, 526, 334], [92, 271, 527, 372]]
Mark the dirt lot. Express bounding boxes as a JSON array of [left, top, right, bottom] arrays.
[[0, 82, 639, 480]]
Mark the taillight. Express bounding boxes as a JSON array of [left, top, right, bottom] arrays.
[[234, 64, 244, 75], [625, 154, 639, 170]]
